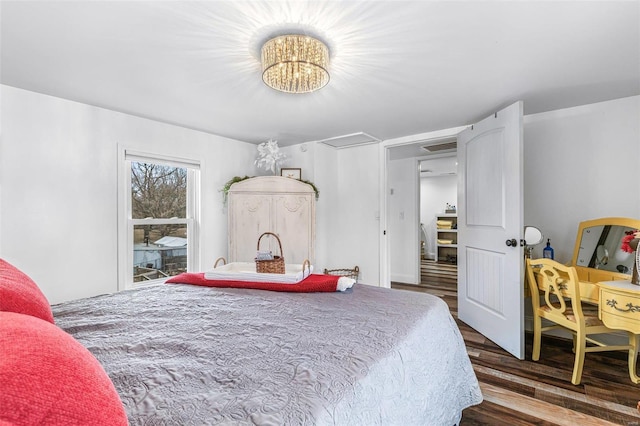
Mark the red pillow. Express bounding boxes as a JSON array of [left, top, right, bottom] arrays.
[[0, 258, 54, 323], [0, 312, 128, 425]]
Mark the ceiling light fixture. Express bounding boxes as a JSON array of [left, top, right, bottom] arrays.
[[261, 34, 329, 94]]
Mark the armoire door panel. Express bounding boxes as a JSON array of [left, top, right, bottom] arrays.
[[228, 194, 272, 262], [273, 195, 314, 264]]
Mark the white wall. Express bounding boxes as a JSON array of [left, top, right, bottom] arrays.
[[523, 95, 640, 262], [420, 174, 457, 260], [388, 158, 419, 283], [319, 144, 380, 285], [308, 143, 337, 274], [0, 85, 256, 304], [287, 141, 381, 285], [281, 142, 315, 182]]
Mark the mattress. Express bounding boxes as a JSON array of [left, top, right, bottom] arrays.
[[52, 283, 482, 425]]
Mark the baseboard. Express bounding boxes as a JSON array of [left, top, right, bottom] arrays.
[[390, 273, 419, 285]]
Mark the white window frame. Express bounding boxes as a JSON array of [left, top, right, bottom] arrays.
[[118, 148, 201, 290]]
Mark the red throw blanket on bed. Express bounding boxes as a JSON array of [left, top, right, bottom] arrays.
[[165, 273, 341, 293]]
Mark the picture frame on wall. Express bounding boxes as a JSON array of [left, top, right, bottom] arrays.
[[281, 168, 302, 180]]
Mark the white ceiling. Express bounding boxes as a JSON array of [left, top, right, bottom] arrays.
[[2, 1, 638, 147]]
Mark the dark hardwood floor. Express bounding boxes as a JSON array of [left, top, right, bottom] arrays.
[[392, 260, 640, 426]]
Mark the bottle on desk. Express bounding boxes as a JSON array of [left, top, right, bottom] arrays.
[[543, 239, 554, 260]]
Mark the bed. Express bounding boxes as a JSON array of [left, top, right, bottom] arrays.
[[49, 281, 482, 425]]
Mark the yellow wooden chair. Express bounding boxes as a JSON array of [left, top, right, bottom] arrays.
[[526, 258, 636, 385]]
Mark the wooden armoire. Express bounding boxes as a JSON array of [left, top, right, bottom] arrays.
[[227, 176, 316, 265]]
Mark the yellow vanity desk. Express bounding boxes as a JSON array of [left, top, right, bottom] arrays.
[[526, 217, 640, 383], [569, 217, 640, 383], [574, 265, 632, 304], [570, 216, 640, 304], [598, 280, 640, 383]]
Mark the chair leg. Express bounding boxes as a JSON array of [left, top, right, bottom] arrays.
[[571, 331, 586, 385], [532, 315, 542, 361], [628, 333, 639, 384]]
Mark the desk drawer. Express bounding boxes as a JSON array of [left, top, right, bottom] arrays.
[[579, 280, 599, 304], [600, 287, 640, 333]]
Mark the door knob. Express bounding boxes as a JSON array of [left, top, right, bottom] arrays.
[[505, 238, 517, 247]]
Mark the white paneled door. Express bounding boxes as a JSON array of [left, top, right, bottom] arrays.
[[457, 102, 524, 359]]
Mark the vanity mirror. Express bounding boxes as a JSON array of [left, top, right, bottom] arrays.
[[523, 226, 543, 259], [524, 226, 543, 246], [571, 217, 640, 283]]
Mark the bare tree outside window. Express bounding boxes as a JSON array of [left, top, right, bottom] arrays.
[[131, 162, 187, 220]]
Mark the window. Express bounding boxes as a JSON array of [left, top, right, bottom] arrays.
[[119, 151, 200, 289]]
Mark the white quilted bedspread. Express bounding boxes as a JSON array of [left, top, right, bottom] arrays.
[[53, 283, 482, 425]]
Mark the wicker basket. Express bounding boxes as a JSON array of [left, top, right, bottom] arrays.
[[255, 232, 285, 274], [324, 266, 359, 281]]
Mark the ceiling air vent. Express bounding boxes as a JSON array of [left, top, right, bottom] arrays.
[[318, 132, 381, 149], [421, 141, 457, 153]]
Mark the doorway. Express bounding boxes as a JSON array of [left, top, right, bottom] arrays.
[[386, 137, 459, 287], [419, 155, 458, 287], [383, 102, 525, 359]]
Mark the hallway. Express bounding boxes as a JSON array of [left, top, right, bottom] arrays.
[[420, 258, 457, 287]]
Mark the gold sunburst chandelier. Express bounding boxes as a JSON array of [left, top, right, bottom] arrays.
[[261, 34, 330, 94]]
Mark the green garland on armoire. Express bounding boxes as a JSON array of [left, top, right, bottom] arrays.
[[221, 176, 319, 204]]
